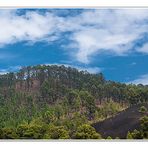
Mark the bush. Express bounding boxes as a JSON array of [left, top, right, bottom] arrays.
[[130, 129, 143, 139], [17, 123, 46, 139], [106, 136, 112, 139], [126, 116, 148, 139], [139, 106, 147, 113], [44, 125, 69, 139], [126, 131, 133, 139], [1, 127, 18, 139], [74, 124, 102, 139], [62, 112, 87, 133], [140, 116, 148, 138]]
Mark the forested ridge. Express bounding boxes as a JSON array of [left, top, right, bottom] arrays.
[[0, 65, 147, 139]]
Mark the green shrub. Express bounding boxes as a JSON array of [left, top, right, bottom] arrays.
[[44, 125, 69, 139], [140, 116, 148, 138], [130, 129, 143, 139], [1, 127, 18, 139], [126, 131, 133, 139], [74, 124, 102, 139], [106, 136, 112, 139], [17, 123, 46, 139], [139, 106, 147, 113]]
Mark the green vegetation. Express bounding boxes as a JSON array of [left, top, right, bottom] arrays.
[[44, 125, 69, 139], [126, 115, 148, 139], [106, 136, 112, 139], [74, 124, 102, 139], [0, 65, 147, 139], [139, 106, 147, 113], [127, 131, 133, 139]]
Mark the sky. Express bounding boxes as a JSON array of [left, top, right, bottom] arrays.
[[0, 9, 148, 85]]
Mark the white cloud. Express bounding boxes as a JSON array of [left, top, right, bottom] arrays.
[[0, 70, 9, 75], [81, 67, 101, 74], [44, 63, 101, 74], [71, 28, 138, 63], [0, 66, 21, 75], [128, 74, 148, 85], [73, 66, 101, 74], [137, 43, 148, 53], [0, 10, 58, 46], [69, 9, 148, 63], [1, 9, 148, 64]]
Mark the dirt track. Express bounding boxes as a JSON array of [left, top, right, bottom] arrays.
[[92, 103, 148, 139]]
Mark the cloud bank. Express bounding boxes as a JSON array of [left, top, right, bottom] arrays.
[[0, 9, 148, 64]]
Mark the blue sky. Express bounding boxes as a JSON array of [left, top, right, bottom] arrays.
[[0, 9, 148, 84]]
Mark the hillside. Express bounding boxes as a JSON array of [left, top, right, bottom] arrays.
[[0, 65, 148, 139], [92, 103, 148, 139]]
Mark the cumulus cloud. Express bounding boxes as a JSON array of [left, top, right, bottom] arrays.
[[128, 74, 148, 85], [1, 9, 148, 64], [137, 43, 148, 53], [0, 9, 58, 46], [69, 9, 148, 63]]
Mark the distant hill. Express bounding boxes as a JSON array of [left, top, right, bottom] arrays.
[[92, 103, 148, 139]]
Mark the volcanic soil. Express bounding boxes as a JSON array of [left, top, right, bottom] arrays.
[[92, 103, 148, 139]]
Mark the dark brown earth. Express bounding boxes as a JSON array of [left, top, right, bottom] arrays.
[[92, 103, 148, 139]]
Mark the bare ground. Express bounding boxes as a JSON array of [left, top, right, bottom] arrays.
[[92, 103, 148, 139]]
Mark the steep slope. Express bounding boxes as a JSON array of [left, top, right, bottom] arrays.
[[92, 103, 148, 139], [0, 65, 148, 129]]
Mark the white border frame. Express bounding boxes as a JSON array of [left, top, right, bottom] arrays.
[[0, 0, 148, 7], [0, 1, 147, 148]]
